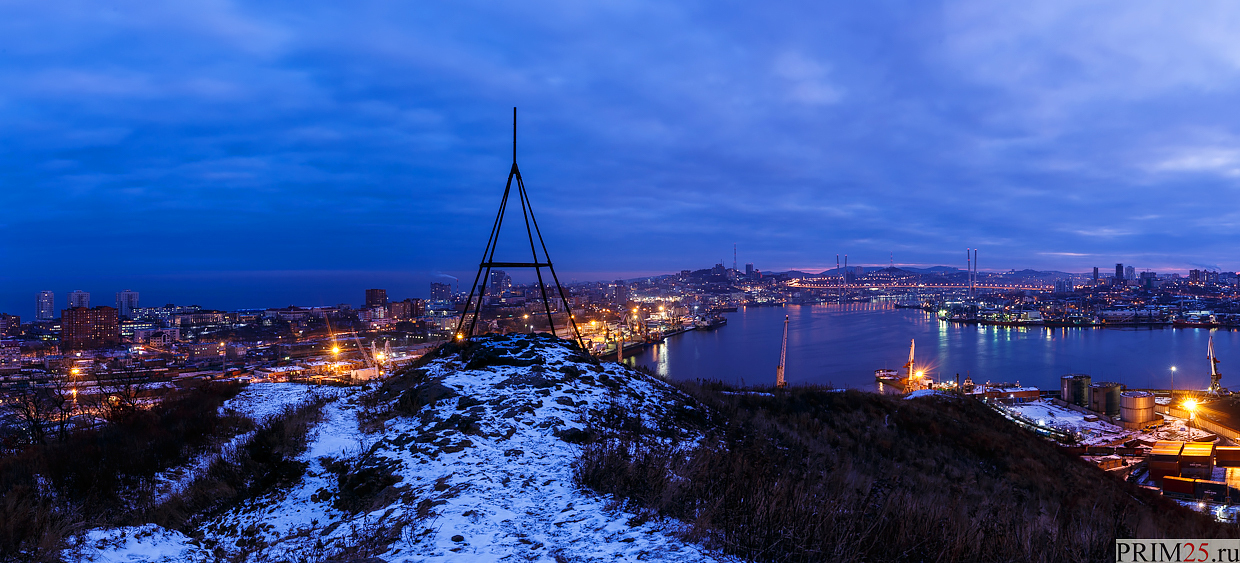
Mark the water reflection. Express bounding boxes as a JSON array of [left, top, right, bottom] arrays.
[[632, 303, 1240, 392]]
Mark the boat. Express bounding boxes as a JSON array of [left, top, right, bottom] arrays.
[[978, 310, 1044, 327], [1099, 309, 1171, 326], [1043, 313, 1102, 328], [874, 368, 899, 382], [696, 315, 727, 330], [1173, 311, 1219, 329], [875, 339, 927, 392]]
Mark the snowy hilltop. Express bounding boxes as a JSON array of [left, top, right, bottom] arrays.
[[74, 333, 725, 562]]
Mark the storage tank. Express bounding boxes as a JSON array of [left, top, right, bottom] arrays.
[[1061, 374, 1076, 404], [1070, 374, 1091, 407], [1090, 382, 1122, 415], [1120, 390, 1156, 423]]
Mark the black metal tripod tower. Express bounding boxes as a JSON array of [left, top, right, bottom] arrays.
[[455, 108, 584, 349]]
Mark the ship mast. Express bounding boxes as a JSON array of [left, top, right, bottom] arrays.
[[776, 315, 789, 388]]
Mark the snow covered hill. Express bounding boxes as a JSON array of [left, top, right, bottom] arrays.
[[75, 334, 726, 563]]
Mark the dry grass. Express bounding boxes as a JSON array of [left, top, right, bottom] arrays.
[[0, 382, 248, 563], [576, 382, 1236, 563]]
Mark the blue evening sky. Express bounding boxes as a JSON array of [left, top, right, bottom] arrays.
[[3, 1, 1240, 314]]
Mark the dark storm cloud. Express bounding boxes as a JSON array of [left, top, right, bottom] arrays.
[[4, 0, 1240, 313]]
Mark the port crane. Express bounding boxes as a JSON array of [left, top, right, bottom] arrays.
[[775, 315, 788, 388], [1209, 335, 1227, 395], [904, 339, 925, 392]]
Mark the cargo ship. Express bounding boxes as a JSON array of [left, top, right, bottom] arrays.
[[1043, 313, 1102, 328], [978, 310, 1044, 327], [1173, 311, 1219, 329]]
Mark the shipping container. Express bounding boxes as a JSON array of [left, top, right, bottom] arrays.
[[1216, 446, 1240, 467], [1181, 442, 1216, 479], [1149, 459, 1181, 473], [1195, 479, 1230, 503], [1151, 441, 1185, 461], [1150, 468, 1178, 486], [1163, 476, 1196, 495]]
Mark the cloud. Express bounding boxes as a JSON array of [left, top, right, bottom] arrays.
[[1151, 147, 1240, 176], [5, 0, 1240, 315], [772, 51, 842, 105]]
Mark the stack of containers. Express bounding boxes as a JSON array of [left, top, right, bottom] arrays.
[[1149, 441, 1185, 485], [1161, 476, 1231, 503], [1195, 479, 1230, 503], [1180, 442, 1217, 479], [1216, 446, 1240, 467]]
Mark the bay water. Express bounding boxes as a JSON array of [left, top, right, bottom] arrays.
[[629, 303, 1239, 392]]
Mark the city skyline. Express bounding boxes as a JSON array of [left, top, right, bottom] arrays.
[[6, 2, 1240, 315], [6, 258, 1233, 320]]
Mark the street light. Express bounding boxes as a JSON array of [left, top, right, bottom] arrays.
[[1184, 398, 1199, 440]]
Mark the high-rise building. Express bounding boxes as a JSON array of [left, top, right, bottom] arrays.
[[61, 306, 120, 350], [1124, 266, 1135, 280], [487, 271, 511, 294], [1093, 267, 1099, 284], [388, 298, 426, 320], [430, 283, 452, 302], [0, 314, 20, 337], [1115, 264, 1124, 281], [37, 291, 54, 320], [745, 263, 755, 277], [69, 290, 90, 309], [614, 280, 630, 304], [365, 289, 388, 308], [116, 290, 139, 319]]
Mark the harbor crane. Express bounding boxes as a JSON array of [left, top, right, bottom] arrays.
[[904, 339, 925, 392], [1209, 335, 1227, 395]]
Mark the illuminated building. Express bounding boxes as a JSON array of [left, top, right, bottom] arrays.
[[61, 306, 120, 350], [37, 291, 54, 320], [69, 290, 90, 309], [116, 289, 139, 319], [365, 289, 388, 308]]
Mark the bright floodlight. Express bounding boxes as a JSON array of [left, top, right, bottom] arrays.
[[1184, 399, 1198, 411], [916, 370, 925, 377], [331, 346, 340, 355]]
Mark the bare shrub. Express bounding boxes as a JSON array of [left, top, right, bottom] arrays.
[[0, 382, 246, 562], [576, 384, 1239, 563]]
